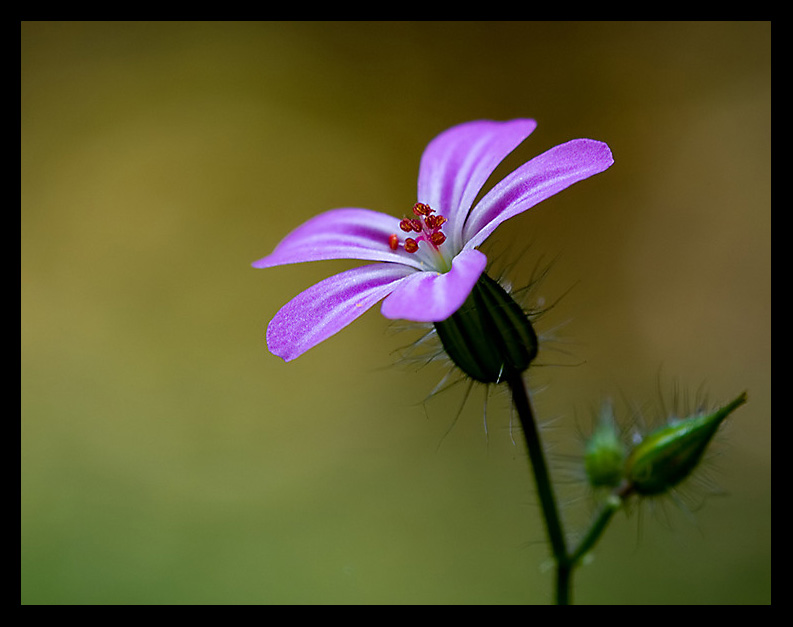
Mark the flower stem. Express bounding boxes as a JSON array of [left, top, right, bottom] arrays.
[[508, 371, 629, 604], [568, 493, 622, 566], [507, 372, 572, 604]]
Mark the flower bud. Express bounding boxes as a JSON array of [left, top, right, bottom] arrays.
[[625, 392, 747, 496], [434, 273, 538, 383], [585, 401, 627, 489]]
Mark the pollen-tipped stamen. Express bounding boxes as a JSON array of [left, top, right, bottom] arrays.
[[388, 203, 449, 259]]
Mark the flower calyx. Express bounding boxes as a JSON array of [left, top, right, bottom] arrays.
[[623, 391, 748, 496], [582, 391, 748, 498], [434, 272, 538, 384], [585, 401, 627, 489]]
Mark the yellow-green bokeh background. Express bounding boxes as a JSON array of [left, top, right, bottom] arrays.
[[22, 22, 770, 604]]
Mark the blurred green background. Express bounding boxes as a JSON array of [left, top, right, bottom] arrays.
[[21, 22, 770, 605]]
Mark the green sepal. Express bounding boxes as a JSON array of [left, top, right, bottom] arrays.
[[625, 391, 747, 496], [434, 273, 538, 383], [585, 401, 627, 489]]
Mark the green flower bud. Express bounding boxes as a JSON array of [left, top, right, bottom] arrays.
[[585, 401, 626, 488], [434, 273, 538, 383], [625, 392, 747, 496]]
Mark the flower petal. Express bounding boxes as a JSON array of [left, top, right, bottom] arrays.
[[252, 208, 424, 270], [462, 139, 614, 250], [267, 263, 415, 361], [417, 119, 537, 252], [380, 249, 487, 322]]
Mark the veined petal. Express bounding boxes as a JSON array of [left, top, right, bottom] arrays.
[[462, 139, 614, 250], [267, 263, 415, 361], [252, 208, 424, 271], [380, 249, 487, 322], [417, 119, 537, 252]]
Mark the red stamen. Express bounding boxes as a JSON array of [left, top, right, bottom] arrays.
[[425, 214, 446, 230], [389, 203, 447, 255], [412, 202, 433, 216], [429, 231, 446, 246]]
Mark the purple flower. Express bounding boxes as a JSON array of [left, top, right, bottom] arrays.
[[253, 119, 613, 361]]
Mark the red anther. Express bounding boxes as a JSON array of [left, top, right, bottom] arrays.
[[425, 214, 447, 230], [410, 219, 423, 232], [399, 219, 413, 232], [429, 231, 446, 246], [404, 238, 419, 253], [388, 234, 399, 251], [412, 202, 433, 216]]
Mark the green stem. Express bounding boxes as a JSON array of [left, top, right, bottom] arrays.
[[568, 493, 622, 566], [507, 372, 572, 604], [508, 372, 627, 604]]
